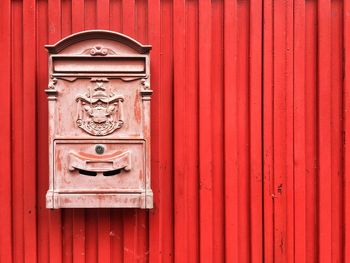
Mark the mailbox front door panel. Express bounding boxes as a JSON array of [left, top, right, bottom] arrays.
[[45, 30, 153, 209], [55, 79, 144, 138], [54, 140, 145, 191]]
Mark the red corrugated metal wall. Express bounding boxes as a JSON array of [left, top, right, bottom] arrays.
[[0, 0, 348, 262]]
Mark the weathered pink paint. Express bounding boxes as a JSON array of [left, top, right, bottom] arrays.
[[45, 30, 153, 209]]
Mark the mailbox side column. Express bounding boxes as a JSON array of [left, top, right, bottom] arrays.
[[141, 76, 153, 208], [45, 73, 58, 208]]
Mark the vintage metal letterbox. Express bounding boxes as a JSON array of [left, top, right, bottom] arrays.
[[45, 30, 153, 209]]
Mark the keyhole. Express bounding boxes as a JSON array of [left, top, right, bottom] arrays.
[[95, 145, 104, 154]]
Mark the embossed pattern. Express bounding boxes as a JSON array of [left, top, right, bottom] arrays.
[[76, 81, 124, 136]]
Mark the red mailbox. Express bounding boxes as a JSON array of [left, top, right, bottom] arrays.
[[45, 30, 153, 209]]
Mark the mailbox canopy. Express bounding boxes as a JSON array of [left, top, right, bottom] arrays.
[[45, 30, 152, 54]]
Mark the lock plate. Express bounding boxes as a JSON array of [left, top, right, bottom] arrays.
[[95, 145, 105, 154]]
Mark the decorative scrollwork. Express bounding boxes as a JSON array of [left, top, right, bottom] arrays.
[[45, 76, 58, 100], [48, 77, 58, 89], [76, 81, 124, 136], [140, 77, 153, 99], [141, 78, 150, 90], [82, 46, 117, 56]]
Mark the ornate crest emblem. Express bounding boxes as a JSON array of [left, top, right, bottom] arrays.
[[76, 80, 124, 136]]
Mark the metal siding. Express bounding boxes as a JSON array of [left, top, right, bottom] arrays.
[[0, 0, 346, 262]]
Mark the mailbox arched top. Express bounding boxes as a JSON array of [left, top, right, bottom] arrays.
[[45, 30, 152, 54]]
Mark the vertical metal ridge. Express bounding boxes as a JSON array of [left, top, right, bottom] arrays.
[[285, 0, 295, 261], [12, 0, 26, 262], [198, 0, 213, 262], [330, 1, 344, 261], [186, 1, 200, 261], [97, 209, 111, 263], [23, 0, 38, 262], [37, 0, 50, 261], [294, 0, 307, 262], [72, 0, 85, 32], [223, 0, 239, 262], [305, 2, 318, 261], [249, 0, 263, 261], [97, 0, 110, 29], [263, 0, 274, 261], [211, 1, 225, 261], [122, 0, 135, 37], [110, 0, 122, 32], [0, 0, 13, 262], [344, 0, 350, 261], [317, 0, 332, 262], [173, 0, 188, 261]]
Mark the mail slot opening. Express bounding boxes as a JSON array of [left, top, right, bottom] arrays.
[[103, 169, 122, 176], [78, 169, 97, 176], [77, 168, 122, 176]]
